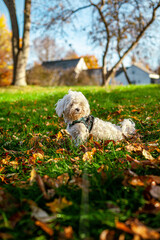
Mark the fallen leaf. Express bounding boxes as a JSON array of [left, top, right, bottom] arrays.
[[29, 200, 56, 223], [46, 197, 72, 213], [64, 226, 74, 239], [116, 221, 132, 234], [36, 174, 49, 200], [142, 149, 155, 161], [56, 148, 67, 154], [129, 177, 145, 186], [30, 168, 37, 183], [139, 198, 160, 214], [126, 143, 143, 153], [56, 131, 63, 140], [82, 148, 96, 161], [35, 221, 54, 236], [33, 152, 44, 160], [150, 185, 160, 200], [99, 229, 115, 240], [130, 219, 160, 239], [116, 219, 160, 239]]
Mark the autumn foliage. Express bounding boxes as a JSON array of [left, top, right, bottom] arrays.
[[0, 15, 12, 86], [83, 55, 99, 69]]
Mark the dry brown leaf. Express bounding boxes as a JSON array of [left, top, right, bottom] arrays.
[[130, 219, 160, 239], [99, 229, 115, 240], [126, 143, 143, 153], [29, 200, 56, 223], [36, 174, 49, 200], [150, 185, 160, 200], [129, 177, 145, 186], [56, 173, 70, 187], [116, 219, 160, 239]]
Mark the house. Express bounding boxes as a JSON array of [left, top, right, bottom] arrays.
[[112, 64, 160, 85], [86, 68, 102, 85], [42, 57, 88, 77]]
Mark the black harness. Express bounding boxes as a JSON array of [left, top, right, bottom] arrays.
[[69, 115, 94, 133]]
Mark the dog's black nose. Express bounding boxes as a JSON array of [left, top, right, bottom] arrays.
[[75, 108, 80, 112]]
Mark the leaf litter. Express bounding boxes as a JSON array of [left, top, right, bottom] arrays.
[[0, 86, 160, 239]]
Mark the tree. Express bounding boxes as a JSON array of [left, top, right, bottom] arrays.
[[0, 14, 12, 86], [3, 0, 31, 86], [35, 0, 160, 86], [33, 36, 65, 62], [64, 50, 79, 59], [83, 55, 99, 69]]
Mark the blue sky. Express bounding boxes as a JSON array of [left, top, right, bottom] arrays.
[[0, 0, 160, 69], [0, 0, 24, 37], [0, 0, 103, 66]]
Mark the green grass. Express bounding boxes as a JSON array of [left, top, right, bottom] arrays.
[[0, 85, 160, 240]]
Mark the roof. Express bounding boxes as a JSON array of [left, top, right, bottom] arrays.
[[42, 58, 81, 70], [115, 64, 159, 78]]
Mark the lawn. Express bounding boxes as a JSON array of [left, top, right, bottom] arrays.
[[0, 85, 160, 240]]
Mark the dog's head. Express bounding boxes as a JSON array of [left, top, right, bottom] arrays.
[[55, 90, 90, 123]]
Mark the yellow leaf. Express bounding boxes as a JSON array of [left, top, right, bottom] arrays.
[[33, 152, 44, 160], [82, 148, 96, 161], [46, 197, 72, 213], [142, 149, 155, 161], [30, 168, 37, 183], [57, 131, 63, 140]]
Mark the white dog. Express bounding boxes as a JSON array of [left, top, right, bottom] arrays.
[[55, 90, 135, 145]]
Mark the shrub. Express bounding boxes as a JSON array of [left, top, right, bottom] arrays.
[[26, 64, 59, 86]]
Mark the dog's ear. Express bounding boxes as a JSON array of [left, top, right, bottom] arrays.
[[55, 98, 65, 117]]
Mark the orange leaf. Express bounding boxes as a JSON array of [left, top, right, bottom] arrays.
[[116, 221, 132, 234], [56, 148, 66, 154], [64, 226, 73, 239], [35, 221, 54, 236]]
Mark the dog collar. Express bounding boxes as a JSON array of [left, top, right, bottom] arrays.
[[69, 115, 94, 133]]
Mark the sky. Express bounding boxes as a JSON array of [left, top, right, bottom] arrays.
[[0, 0, 160, 70], [0, 0, 104, 67]]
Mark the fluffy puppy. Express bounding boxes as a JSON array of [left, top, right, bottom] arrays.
[[55, 90, 135, 145]]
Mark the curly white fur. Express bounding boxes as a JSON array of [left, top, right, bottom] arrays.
[[55, 90, 135, 145]]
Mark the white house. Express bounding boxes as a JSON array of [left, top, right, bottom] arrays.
[[112, 64, 159, 85]]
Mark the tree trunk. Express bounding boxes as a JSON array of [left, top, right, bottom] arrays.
[[101, 56, 107, 86], [3, 0, 31, 86], [121, 63, 131, 84], [14, 50, 27, 86]]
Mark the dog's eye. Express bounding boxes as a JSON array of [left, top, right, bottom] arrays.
[[70, 103, 73, 107]]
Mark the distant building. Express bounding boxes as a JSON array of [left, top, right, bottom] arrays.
[[42, 59, 159, 85], [86, 68, 102, 85], [42, 57, 88, 78], [112, 64, 160, 85]]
